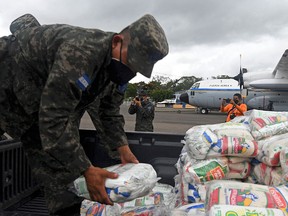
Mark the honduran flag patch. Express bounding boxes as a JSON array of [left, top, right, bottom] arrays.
[[76, 73, 91, 91]]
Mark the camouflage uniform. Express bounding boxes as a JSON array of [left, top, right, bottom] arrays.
[[0, 13, 168, 215], [75, 82, 128, 161], [128, 100, 155, 132]]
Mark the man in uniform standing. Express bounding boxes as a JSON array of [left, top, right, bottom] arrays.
[[128, 90, 155, 132], [0, 13, 168, 215]]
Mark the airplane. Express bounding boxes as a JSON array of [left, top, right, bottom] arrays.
[[179, 49, 288, 114]]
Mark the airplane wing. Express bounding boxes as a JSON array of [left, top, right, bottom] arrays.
[[272, 49, 288, 78], [249, 49, 288, 90]]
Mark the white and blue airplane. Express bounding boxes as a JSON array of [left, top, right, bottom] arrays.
[[180, 49, 288, 114]]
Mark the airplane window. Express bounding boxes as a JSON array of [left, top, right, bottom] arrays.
[[191, 83, 200, 89]]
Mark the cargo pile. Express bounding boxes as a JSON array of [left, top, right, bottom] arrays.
[[76, 109, 288, 215], [174, 109, 288, 215]]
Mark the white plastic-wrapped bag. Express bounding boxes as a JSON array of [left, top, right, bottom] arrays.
[[209, 205, 286, 216], [184, 125, 218, 159], [257, 133, 288, 166], [73, 163, 159, 202], [120, 205, 170, 216], [252, 163, 283, 186], [226, 160, 251, 179], [176, 144, 190, 173], [171, 203, 205, 216], [205, 180, 288, 214], [152, 183, 176, 208], [208, 136, 258, 158], [280, 147, 288, 182], [80, 199, 121, 216], [119, 183, 175, 209], [247, 110, 288, 140], [183, 157, 229, 184], [211, 122, 253, 140], [174, 172, 206, 205]]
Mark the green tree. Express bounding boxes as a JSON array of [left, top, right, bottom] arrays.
[[212, 75, 231, 79], [150, 89, 174, 103], [125, 83, 138, 99]]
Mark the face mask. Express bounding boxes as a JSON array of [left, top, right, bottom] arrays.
[[234, 99, 239, 104], [107, 58, 136, 85]]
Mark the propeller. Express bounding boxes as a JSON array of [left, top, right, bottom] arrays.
[[233, 68, 244, 92], [232, 54, 247, 93]]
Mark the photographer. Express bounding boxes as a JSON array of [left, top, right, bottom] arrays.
[[220, 93, 247, 122], [128, 90, 155, 132]]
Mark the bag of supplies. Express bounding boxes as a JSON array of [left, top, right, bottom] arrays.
[[73, 163, 159, 203]]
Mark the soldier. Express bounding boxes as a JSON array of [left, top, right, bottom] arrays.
[[128, 90, 155, 132], [0, 13, 168, 215]]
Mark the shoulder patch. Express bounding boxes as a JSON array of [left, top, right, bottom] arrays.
[[76, 73, 91, 91]]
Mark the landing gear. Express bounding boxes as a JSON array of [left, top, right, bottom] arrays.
[[200, 108, 208, 114]]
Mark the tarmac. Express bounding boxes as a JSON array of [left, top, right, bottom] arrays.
[[80, 102, 226, 134]]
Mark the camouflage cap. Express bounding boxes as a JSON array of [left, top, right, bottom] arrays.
[[10, 14, 40, 34], [126, 14, 169, 78]]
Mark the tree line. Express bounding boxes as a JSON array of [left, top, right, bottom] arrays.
[[125, 75, 231, 103]]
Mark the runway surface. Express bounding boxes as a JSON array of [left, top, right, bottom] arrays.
[[80, 102, 226, 135]]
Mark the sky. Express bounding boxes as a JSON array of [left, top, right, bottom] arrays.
[[1, 0, 288, 83]]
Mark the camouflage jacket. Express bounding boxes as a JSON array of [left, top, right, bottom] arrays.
[[128, 100, 155, 131], [75, 82, 127, 160], [2, 15, 128, 177]]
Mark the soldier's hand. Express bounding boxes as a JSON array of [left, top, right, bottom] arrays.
[[118, 145, 139, 164], [135, 100, 141, 107], [84, 165, 118, 205]]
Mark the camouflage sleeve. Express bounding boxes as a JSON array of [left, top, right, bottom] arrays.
[[39, 43, 93, 178], [128, 104, 137, 114], [94, 83, 128, 150]]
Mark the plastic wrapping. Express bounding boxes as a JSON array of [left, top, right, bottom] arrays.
[[184, 126, 218, 160], [80, 199, 121, 216], [248, 110, 288, 140], [208, 136, 258, 158], [73, 163, 159, 202], [183, 157, 229, 184], [280, 147, 288, 182], [257, 133, 288, 166], [211, 122, 253, 140], [205, 180, 288, 214], [226, 161, 251, 179], [120, 204, 170, 216], [209, 204, 286, 216], [171, 203, 205, 216], [252, 163, 283, 186]]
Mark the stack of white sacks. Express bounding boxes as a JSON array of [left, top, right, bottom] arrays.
[[73, 109, 288, 215], [175, 109, 288, 215]]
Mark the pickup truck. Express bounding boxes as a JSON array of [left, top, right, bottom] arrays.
[[0, 129, 184, 215]]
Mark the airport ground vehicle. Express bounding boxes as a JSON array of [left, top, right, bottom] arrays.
[[0, 129, 184, 215]]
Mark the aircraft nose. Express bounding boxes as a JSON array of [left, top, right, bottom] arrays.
[[180, 92, 189, 104]]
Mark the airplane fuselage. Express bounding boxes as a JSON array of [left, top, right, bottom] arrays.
[[180, 79, 288, 113]]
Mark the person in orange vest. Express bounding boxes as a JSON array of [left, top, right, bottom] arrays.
[[221, 93, 247, 122]]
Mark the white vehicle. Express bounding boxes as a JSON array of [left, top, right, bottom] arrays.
[[180, 50, 288, 114]]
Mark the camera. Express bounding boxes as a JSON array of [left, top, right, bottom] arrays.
[[230, 113, 236, 120], [224, 98, 231, 103]]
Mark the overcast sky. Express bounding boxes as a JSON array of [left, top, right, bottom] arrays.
[[1, 0, 288, 83]]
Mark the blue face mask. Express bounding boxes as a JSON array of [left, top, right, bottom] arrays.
[[108, 58, 136, 85]]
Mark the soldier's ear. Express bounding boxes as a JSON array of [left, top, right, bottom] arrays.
[[111, 34, 123, 49]]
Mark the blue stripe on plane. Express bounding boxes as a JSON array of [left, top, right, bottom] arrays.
[[190, 88, 240, 91]]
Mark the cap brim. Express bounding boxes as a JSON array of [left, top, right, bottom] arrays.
[[127, 44, 154, 78]]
